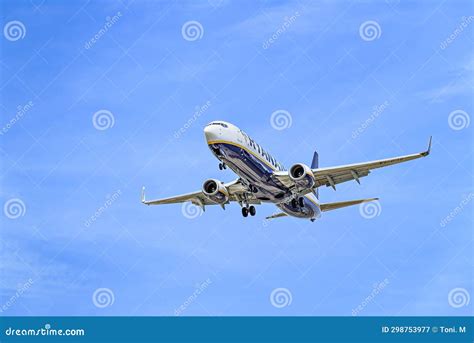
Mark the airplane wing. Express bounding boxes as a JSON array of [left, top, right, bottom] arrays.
[[141, 179, 261, 207], [274, 137, 431, 190]]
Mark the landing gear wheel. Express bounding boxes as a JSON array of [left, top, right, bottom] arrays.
[[218, 163, 223, 170], [251, 186, 258, 193], [291, 199, 297, 208], [249, 206, 256, 216], [298, 197, 305, 207], [242, 207, 249, 217]]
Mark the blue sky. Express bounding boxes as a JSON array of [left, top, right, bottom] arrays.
[[0, 0, 473, 316]]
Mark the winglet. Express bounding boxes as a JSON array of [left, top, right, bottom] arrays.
[[421, 136, 432, 157], [141, 186, 146, 204]]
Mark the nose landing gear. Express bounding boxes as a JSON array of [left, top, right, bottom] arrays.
[[218, 163, 227, 170]]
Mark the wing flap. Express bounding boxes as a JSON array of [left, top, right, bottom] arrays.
[[316, 170, 370, 188]]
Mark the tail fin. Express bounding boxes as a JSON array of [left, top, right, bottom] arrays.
[[311, 151, 319, 169], [311, 151, 319, 199]]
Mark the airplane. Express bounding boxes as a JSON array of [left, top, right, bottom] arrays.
[[141, 121, 431, 221]]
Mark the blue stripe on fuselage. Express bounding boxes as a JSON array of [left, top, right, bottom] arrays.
[[209, 142, 286, 201]]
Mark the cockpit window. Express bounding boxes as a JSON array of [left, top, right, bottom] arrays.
[[207, 122, 228, 128]]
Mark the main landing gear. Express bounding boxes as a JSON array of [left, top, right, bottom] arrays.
[[291, 197, 305, 208], [218, 163, 227, 170], [242, 205, 256, 217]]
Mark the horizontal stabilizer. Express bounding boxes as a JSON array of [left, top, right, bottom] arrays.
[[320, 198, 379, 212], [266, 212, 288, 220]]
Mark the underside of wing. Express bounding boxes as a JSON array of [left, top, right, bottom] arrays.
[[315, 137, 431, 189], [273, 137, 431, 191], [271, 171, 294, 188], [314, 169, 370, 189], [141, 179, 261, 207], [320, 198, 378, 212], [141, 188, 213, 206]]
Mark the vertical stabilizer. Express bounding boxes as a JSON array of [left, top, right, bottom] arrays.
[[311, 151, 319, 169], [311, 151, 319, 199]]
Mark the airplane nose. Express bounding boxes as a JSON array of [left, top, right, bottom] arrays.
[[204, 125, 219, 142]]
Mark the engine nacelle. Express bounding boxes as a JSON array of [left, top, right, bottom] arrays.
[[202, 179, 229, 204], [289, 163, 315, 189]]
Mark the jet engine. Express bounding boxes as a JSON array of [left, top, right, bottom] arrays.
[[202, 179, 229, 204], [289, 163, 316, 189]]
